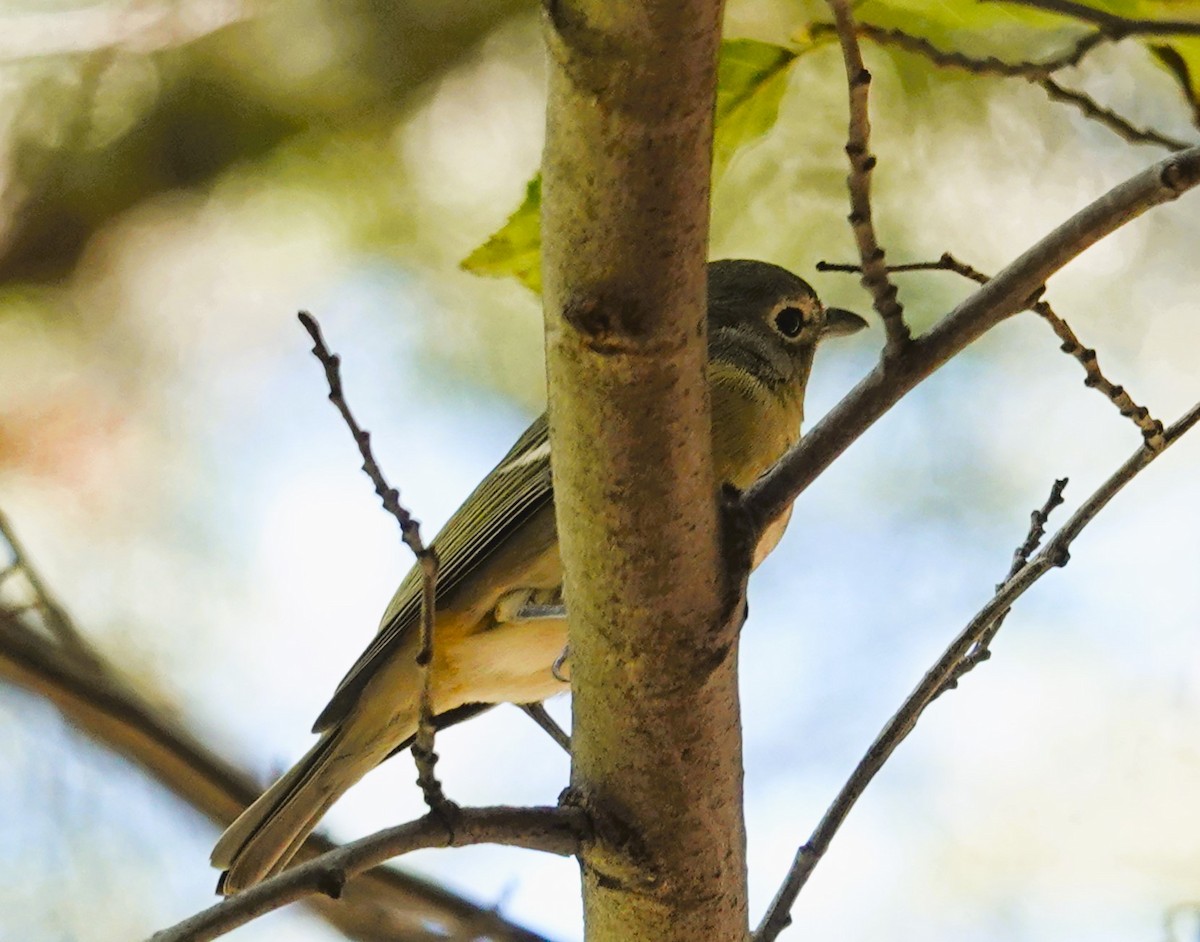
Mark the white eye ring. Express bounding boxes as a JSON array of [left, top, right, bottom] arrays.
[[773, 305, 806, 338]]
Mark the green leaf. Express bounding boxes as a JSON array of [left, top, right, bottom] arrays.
[[713, 39, 799, 180], [461, 40, 806, 290], [460, 174, 543, 293], [1149, 39, 1200, 126]]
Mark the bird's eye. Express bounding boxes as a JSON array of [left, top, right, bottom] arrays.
[[773, 306, 805, 339]]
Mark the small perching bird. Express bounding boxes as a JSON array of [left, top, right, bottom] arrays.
[[212, 259, 866, 893]]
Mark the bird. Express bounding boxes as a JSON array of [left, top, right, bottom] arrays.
[[211, 259, 866, 893]]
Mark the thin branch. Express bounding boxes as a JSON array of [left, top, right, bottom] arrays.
[[0, 515, 550, 942], [1009, 481, 1069, 574], [754, 401, 1200, 942], [825, 0, 911, 358], [812, 22, 1108, 78], [1030, 296, 1168, 449], [0, 509, 94, 658], [743, 144, 1200, 534], [818, 253, 1168, 446], [1038, 76, 1192, 152], [151, 805, 589, 942], [936, 477, 1069, 694], [518, 702, 572, 753], [413, 548, 445, 807], [296, 313, 429, 559], [297, 312, 448, 811], [830, 22, 1193, 152], [817, 259, 953, 276], [985, 0, 1200, 38]]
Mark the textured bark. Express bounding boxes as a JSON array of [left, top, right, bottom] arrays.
[[540, 2, 747, 941]]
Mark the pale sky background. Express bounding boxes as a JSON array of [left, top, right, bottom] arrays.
[[1, 3, 1198, 941]]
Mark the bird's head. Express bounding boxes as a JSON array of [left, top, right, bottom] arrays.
[[706, 258, 867, 395]]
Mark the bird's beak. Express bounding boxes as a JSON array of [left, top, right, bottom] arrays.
[[822, 307, 869, 338]]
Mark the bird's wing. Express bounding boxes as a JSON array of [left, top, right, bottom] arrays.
[[312, 413, 554, 733]]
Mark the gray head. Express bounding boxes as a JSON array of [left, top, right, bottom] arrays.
[[706, 259, 866, 391]]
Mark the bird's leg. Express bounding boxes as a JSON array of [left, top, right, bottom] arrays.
[[520, 589, 570, 681], [551, 645, 570, 682]]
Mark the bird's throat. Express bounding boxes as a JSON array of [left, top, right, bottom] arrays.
[[708, 364, 805, 491]]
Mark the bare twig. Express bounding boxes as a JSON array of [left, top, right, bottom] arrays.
[[297, 312, 447, 811], [1009, 480, 1070, 575], [818, 253, 1168, 446], [812, 21, 1108, 78], [296, 314, 428, 559], [413, 549, 445, 807], [826, 0, 911, 358], [0, 509, 94, 658], [150, 805, 589, 942], [827, 22, 1193, 152], [518, 702, 572, 753], [1030, 297, 1168, 449], [817, 258, 981, 277], [753, 138, 1198, 532], [754, 401, 1200, 942], [936, 477, 1069, 694], [0, 513, 549, 942], [1039, 77, 1192, 152], [985, 0, 1200, 38]]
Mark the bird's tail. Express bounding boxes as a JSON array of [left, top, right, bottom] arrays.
[[211, 723, 400, 895]]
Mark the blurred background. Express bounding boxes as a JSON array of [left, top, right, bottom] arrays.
[[1, 1, 1198, 940]]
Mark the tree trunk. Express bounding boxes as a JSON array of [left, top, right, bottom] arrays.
[[540, 2, 748, 940]]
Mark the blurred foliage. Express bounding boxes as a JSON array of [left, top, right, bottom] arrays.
[[0, 0, 1196, 462], [712, 38, 801, 179], [2, 0, 1197, 477], [0, 0, 533, 284], [463, 0, 1200, 289], [5, 54, 306, 282]]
